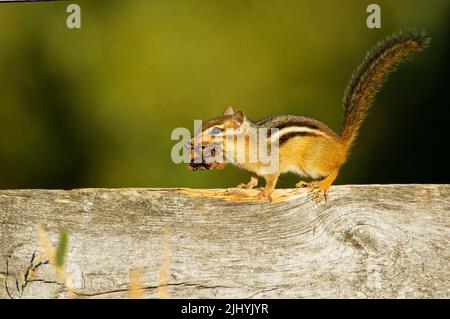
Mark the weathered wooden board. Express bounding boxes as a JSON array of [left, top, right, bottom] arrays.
[[0, 185, 449, 299]]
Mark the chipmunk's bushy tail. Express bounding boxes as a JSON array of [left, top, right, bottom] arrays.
[[341, 30, 429, 147]]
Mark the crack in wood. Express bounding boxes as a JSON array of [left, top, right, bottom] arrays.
[[247, 287, 280, 299], [72, 282, 236, 297]]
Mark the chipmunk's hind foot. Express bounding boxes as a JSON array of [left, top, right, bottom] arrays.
[[296, 171, 338, 203], [295, 180, 326, 202]]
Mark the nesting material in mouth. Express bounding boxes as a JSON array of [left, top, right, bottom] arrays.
[[188, 141, 227, 171], [188, 159, 227, 171]]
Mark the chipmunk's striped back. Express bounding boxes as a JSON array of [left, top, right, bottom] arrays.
[[256, 115, 340, 145]]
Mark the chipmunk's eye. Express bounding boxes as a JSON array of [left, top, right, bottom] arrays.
[[209, 127, 223, 135]]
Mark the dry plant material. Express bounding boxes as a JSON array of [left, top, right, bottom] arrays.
[[128, 267, 144, 299], [36, 225, 75, 297]]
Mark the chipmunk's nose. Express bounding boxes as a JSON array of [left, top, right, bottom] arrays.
[[186, 139, 208, 152]]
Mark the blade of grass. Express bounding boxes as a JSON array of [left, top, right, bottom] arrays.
[[56, 231, 68, 267]]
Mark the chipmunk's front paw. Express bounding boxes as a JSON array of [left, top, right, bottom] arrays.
[[238, 182, 255, 190], [258, 188, 273, 202], [237, 176, 258, 190]]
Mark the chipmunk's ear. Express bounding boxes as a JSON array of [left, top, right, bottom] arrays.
[[233, 111, 245, 126], [223, 106, 234, 116]]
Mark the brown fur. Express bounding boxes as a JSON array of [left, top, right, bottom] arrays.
[[341, 31, 429, 147]]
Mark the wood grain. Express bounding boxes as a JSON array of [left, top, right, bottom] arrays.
[[0, 185, 449, 299]]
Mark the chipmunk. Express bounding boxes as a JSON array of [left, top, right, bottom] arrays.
[[188, 31, 429, 201]]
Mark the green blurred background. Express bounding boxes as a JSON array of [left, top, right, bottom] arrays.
[[0, 0, 448, 189]]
